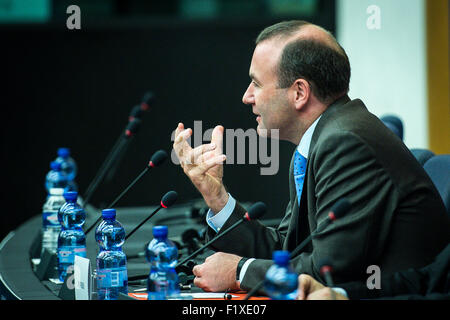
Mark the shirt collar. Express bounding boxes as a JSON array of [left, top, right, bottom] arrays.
[[297, 115, 322, 159]]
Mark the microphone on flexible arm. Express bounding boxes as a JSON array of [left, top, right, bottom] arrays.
[[82, 118, 142, 208], [105, 92, 156, 184], [319, 259, 337, 299], [128, 105, 144, 122], [84, 149, 168, 235], [125, 190, 178, 241], [140, 91, 155, 112], [176, 201, 267, 268], [127, 201, 267, 284], [106, 92, 154, 176], [92, 190, 177, 277], [319, 259, 335, 288], [82, 91, 154, 206], [106, 91, 155, 168], [243, 198, 351, 300]]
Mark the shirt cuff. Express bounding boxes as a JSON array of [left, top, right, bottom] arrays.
[[206, 193, 236, 233], [239, 258, 255, 283]]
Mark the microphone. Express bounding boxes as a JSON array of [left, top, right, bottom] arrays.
[[243, 198, 350, 300], [84, 150, 168, 235], [140, 91, 155, 111], [104, 91, 155, 185], [104, 118, 143, 183], [319, 259, 337, 299], [125, 190, 178, 240], [175, 202, 267, 269], [124, 118, 142, 137], [82, 118, 142, 207], [84, 91, 154, 204], [105, 92, 155, 183], [128, 201, 267, 283], [128, 105, 143, 122], [289, 198, 350, 257], [319, 259, 334, 288], [107, 149, 168, 209]]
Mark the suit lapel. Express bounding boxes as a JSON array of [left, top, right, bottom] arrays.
[[295, 173, 309, 246], [287, 95, 352, 252]]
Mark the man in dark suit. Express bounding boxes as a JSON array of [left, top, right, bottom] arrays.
[[172, 20, 450, 293], [298, 243, 450, 300]]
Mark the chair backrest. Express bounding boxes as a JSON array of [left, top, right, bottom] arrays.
[[381, 115, 404, 141], [423, 155, 450, 216], [410, 148, 435, 166]]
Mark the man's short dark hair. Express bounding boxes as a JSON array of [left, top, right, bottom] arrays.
[[278, 39, 351, 103], [256, 21, 351, 104]]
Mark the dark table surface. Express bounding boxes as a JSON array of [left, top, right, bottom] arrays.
[[0, 199, 279, 300]]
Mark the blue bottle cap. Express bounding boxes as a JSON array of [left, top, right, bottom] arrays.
[[58, 147, 70, 158], [63, 191, 78, 201], [273, 250, 290, 265], [152, 225, 168, 238], [50, 161, 62, 170], [102, 208, 116, 220]]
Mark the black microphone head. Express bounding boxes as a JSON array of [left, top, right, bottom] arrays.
[[161, 191, 177, 208], [141, 91, 155, 111], [329, 198, 351, 221], [318, 258, 333, 275], [244, 202, 266, 221], [148, 149, 168, 168], [125, 118, 141, 137], [129, 105, 144, 121]]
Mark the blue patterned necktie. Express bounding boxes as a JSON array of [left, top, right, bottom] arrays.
[[294, 150, 307, 206]]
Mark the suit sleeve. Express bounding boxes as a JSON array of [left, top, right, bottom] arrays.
[[340, 244, 450, 299], [205, 199, 293, 259]]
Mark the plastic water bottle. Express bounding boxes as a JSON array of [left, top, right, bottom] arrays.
[[95, 209, 128, 300], [264, 251, 298, 300], [42, 188, 66, 254], [146, 225, 179, 300], [57, 191, 86, 282], [55, 147, 77, 181], [55, 148, 78, 192], [45, 161, 68, 193]]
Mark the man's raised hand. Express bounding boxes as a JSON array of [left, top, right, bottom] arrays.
[[173, 122, 229, 213]]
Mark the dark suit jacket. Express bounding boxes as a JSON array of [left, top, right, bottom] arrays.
[[206, 95, 450, 291], [340, 243, 450, 300]]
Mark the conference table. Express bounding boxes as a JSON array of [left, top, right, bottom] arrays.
[[0, 199, 277, 301]]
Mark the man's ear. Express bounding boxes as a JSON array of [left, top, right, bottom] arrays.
[[291, 79, 311, 111]]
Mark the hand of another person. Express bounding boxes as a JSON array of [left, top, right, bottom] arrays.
[[192, 252, 241, 292], [297, 274, 348, 300], [173, 122, 229, 213], [305, 287, 348, 300]]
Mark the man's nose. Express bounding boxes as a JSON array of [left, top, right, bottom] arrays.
[[242, 83, 254, 105]]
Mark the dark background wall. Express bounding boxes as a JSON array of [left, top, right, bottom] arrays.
[[0, 0, 335, 241]]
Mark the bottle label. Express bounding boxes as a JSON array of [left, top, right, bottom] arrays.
[[57, 246, 87, 264], [97, 267, 128, 288], [43, 211, 60, 227]]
